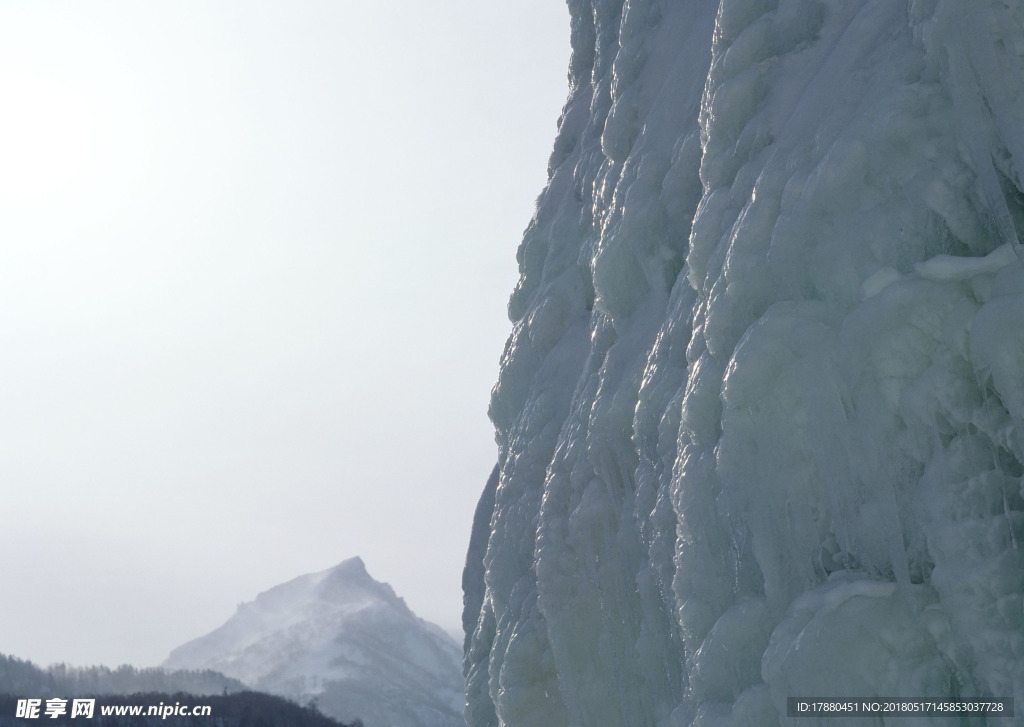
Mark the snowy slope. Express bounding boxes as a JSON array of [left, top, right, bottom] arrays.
[[164, 558, 464, 727], [465, 1, 1024, 725]]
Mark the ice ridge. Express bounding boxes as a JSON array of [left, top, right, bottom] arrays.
[[464, 1, 1024, 725]]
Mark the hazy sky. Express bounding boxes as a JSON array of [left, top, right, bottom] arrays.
[[0, 1, 569, 667]]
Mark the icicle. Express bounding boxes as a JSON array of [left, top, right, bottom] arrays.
[[953, 12, 1024, 263]]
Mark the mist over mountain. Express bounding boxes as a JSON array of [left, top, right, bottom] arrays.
[[464, 0, 1024, 725], [165, 558, 463, 727], [0, 654, 244, 697]]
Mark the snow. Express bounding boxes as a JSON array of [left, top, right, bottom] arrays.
[[164, 558, 464, 727], [465, 0, 1024, 725]]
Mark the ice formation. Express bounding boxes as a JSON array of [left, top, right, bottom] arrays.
[[464, 0, 1024, 725], [164, 558, 464, 727]]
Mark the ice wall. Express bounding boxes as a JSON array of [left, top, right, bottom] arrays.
[[464, 0, 1024, 725]]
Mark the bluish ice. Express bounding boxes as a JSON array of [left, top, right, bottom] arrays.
[[464, 1, 1024, 725]]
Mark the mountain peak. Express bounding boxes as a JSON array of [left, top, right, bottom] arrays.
[[321, 556, 372, 587], [332, 555, 366, 574], [310, 557, 403, 612], [164, 559, 463, 727]]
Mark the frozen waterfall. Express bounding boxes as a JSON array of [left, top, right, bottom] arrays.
[[463, 0, 1024, 725]]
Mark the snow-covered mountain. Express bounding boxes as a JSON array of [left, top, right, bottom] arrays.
[[164, 558, 464, 727], [465, 0, 1024, 725]]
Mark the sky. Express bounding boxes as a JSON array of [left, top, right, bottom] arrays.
[[0, 1, 570, 667]]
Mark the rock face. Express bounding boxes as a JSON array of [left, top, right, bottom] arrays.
[[164, 558, 464, 727], [464, 1, 1024, 725]]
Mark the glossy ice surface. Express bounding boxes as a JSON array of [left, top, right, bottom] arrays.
[[464, 1, 1024, 724]]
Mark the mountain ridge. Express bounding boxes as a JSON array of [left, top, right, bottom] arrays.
[[165, 558, 463, 727]]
